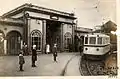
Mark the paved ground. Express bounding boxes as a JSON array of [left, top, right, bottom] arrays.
[[0, 53, 79, 76], [64, 54, 81, 76]]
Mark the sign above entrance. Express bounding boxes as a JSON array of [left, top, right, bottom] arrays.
[[50, 15, 59, 20]]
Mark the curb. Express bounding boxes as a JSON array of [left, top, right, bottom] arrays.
[[60, 54, 78, 76]]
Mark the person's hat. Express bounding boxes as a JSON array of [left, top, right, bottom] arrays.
[[33, 45, 36, 49]]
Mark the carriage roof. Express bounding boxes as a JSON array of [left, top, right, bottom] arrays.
[[84, 33, 109, 38]]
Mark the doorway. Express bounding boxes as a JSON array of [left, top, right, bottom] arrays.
[[46, 20, 61, 52], [6, 31, 22, 55]]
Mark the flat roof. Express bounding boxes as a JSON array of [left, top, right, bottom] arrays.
[[75, 27, 93, 32], [2, 3, 76, 19]]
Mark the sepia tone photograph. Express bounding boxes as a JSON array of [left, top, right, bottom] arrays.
[[0, 0, 118, 77]]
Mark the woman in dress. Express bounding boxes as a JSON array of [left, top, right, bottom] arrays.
[[46, 44, 50, 54]]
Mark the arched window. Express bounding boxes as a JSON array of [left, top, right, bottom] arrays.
[[64, 32, 72, 50], [31, 30, 42, 51]]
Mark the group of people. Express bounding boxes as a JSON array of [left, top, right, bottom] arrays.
[[18, 43, 58, 71]]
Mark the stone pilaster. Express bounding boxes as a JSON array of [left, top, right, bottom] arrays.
[[4, 40, 7, 55], [72, 24, 75, 52], [61, 23, 64, 52], [42, 20, 46, 54], [27, 18, 31, 54]]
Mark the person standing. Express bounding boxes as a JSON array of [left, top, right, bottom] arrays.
[[32, 45, 37, 67], [52, 43, 57, 62], [18, 51, 25, 71], [22, 43, 28, 55], [46, 44, 50, 54]]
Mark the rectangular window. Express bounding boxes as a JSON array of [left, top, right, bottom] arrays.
[[85, 37, 88, 44], [89, 37, 96, 44], [97, 37, 102, 44], [103, 38, 105, 44]]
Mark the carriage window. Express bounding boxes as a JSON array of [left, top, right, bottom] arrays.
[[108, 38, 110, 44], [97, 37, 102, 44], [106, 37, 109, 44], [103, 38, 105, 44], [106, 38, 108, 44], [85, 37, 88, 44], [89, 37, 96, 44]]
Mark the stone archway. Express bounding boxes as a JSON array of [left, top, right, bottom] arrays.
[[0, 30, 5, 55], [6, 31, 22, 55]]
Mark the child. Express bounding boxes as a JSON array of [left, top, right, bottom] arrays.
[[19, 51, 25, 71]]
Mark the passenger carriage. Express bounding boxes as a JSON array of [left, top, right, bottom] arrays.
[[83, 33, 110, 59]]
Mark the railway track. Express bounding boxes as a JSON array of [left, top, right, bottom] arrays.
[[79, 56, 105, 76]]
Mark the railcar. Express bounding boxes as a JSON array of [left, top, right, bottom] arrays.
[[83, 33, 110, 59]]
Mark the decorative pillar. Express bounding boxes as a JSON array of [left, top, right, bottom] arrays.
[[42, 20, 46, 54], [23, 12, 29, 55], [4, 40, 7, 55], [72, 23, 75, 52], [27, 18, 31, 54], [61, 23, 64, 52], [21, 40, 23, 49]]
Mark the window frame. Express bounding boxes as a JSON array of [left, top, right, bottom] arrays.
[[31, 30, 42, 51], [89, 37, 96, 45], [97, 37, 102, 44]]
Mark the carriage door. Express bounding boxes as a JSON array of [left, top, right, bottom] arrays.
[[7, 31, 22, 55], [64, 32, 72, 51], [31, 30, 42, 51]]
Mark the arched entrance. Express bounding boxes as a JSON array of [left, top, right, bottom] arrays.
[[46, 20, 61, 52], [0, 30, 5, 55], [64, 32, 72, 51], [31, 30, 42, 51], [6, 31, 22, 55]]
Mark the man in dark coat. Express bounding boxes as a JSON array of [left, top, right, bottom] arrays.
[[52, 44, 57, 62], [32, 45, 37, 67]]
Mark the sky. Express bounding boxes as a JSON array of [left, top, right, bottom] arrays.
[[0, 0, 116, 29]]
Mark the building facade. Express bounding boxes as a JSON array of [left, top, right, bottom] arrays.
[[0, 3, 76, 55]]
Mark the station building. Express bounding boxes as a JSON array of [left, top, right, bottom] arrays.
[[0, 3, 76, 55]]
